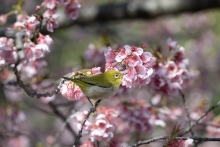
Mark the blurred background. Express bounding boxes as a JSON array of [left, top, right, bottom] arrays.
[[1, 0, 220, 146]]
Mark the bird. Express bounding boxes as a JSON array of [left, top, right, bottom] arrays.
[[62, 70, 123, 106]]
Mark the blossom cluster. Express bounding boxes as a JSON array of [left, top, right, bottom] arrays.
[[149, 39, 191, 97], [72, 106, 118, 143], [117, 100, 153, 132], [105, 45, 156, 88], [83, 44, 106, 69], [0, 37, 17, 66], [0, 0, 81, 67], [60, 67, 102, 100], [42, 0, 80, 32]]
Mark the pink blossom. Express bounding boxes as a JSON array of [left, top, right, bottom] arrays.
[[90, 67, 102, 75], [35, 5, 41, 11], [64, 0, 81, 19], [117, 100, 153, 132], [43, 9, 59, 32], [167, 38, 178, 50], [97, 106, 118, 120], [37, 34, 53, 46], [16, 14, 28, 22], [23, 35, 52, 61], [80, 141, 95, 147], [105, 45, 156, 88], [24, 40, 37, 61], [150, 60, 191, 97], [20, 59, 48, 78], [72, 107, 119, 143], [0, 14, 7, 25], [90, 118, 114, 142], [157, 107, 183, 122], [25, 16, 40, 37], [0, 47, 17, 65], [60, 81, 85, 101], [104, 48, 117, 62], [0, 37, 17, 66], [72, 111, 89, 130], [87, 107, 118, 142], [167, 139, 193, 147], [42, 0, 63, 9], [83, 44, 106, 69]]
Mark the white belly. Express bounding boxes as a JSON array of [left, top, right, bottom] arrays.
[[85, 86, 117, 100]]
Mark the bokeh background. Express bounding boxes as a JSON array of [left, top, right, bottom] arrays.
[[1, 0, 220, 146]]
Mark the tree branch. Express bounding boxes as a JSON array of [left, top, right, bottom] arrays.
[[48, 102, 77, 139], [129, 136, 220, 147], [52, 109, 76, 147], [179, 90, 194, 136], [74, 100, 102, 147], [181, 101, 220, 136]]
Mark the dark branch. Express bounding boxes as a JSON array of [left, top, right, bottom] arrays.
[[12, 64, 64, 98], [52, 109, 76, 147], [129, 136, 220, 147], [179, 90, 193, 136], [74, 100, 102, 147], [48, 102, 77, 138], [181, 101, 220, 136]]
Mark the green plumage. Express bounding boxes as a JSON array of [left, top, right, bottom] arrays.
[[63, 70, 123, 100]]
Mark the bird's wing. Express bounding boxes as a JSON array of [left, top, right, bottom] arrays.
[[74, 75, 112, 88]]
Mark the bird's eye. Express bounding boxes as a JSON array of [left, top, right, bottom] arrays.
[[114, 74, 120, 78]]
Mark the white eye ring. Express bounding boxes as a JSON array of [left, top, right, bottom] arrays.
[[114, 74, 119, 78]]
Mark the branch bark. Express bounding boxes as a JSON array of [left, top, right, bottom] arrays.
[[129, 136, 220, 147]]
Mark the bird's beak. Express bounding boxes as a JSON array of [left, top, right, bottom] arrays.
[[122, 72, 127, 75]]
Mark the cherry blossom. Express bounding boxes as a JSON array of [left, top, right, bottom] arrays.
[[0, 37, 17, 65], [60, 81, 85, 101], [64, 0, 81, 20], [43, 9, 59, 32], [167, 139, 193, 147], [79, 141, 95, 147], [83, 44, 106, 69], [105, 45, 156, 88], [117, 100, 153, 132], [87, 107, 118, 142], [149, 41, 191, 97], [25, 16, 40, 37], [0, 14, 7, 25], [72, 107, 118, 143], [72, 111, 89, 130], [42, 0, 63, 9]]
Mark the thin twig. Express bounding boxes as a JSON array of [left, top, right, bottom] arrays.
[[129, 136, 220, 147], [48, 102, 77, 138], [180, 101, 220, 136], [13, 66, 64, 98], [52, 109, 76, 147], [73, 100, 102, 147], [197, 122, 220, 128], [179, 90, 194, 136]]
